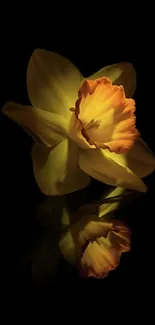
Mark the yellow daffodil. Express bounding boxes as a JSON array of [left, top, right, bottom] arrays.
[[60, 212, 131, 279], [2, 49, 155, 195]]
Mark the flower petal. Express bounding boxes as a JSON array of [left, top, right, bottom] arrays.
[[80, 188, 126, 219], [88, 62, 136, 98], [79, 148, 147, 192], [27, 49, 83, 119], [59, 230, 77, 266], [125, 138, 155, 177], [81, 220, 131, 278], [98, 187, 132, 217], [108, 229, 131, 253], [68, 113, 95, 149], [78, 218, 114, 246], [81, 239, 120, 278], [102, 138, 155, 178], [2, 101, 68, 147], [32, 139, 90, 195], [79, 186, 138, 221]]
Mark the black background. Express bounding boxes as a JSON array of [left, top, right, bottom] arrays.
[[1, 26, 154, 290]]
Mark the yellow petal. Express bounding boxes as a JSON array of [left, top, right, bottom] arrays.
[[98, 187, 130, 217], [32, 139, 90, 195], [81, 241, 117, 278], [59, 230, 77, 266], [2, 101, 68, 147], [79, 186, 136, 219], [108, 228, 131, 253], [102, 138, 155, 178], [79, 148, 147, 192], [81, 220, 131, 278], [78, 218, 114, 246], [27, 49, 83, 119], [68, 113, 94, 149], [78, 186, 138, 223], [88, 62, 136, 98], [125, 138, 155, 177]]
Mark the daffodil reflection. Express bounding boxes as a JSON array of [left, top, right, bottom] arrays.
[[32, 186, 137, 282], [2, 49, 155, 195], [59, 200, 131, 279]]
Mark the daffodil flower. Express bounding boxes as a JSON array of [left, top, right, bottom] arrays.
[[60, 212, 131, 279], [2, 49, 155, 195]]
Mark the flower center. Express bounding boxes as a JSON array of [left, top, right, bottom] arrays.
[[83, 119, 101, 131], [69, 77, 139, 153], [81, 119, 101, 146]]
